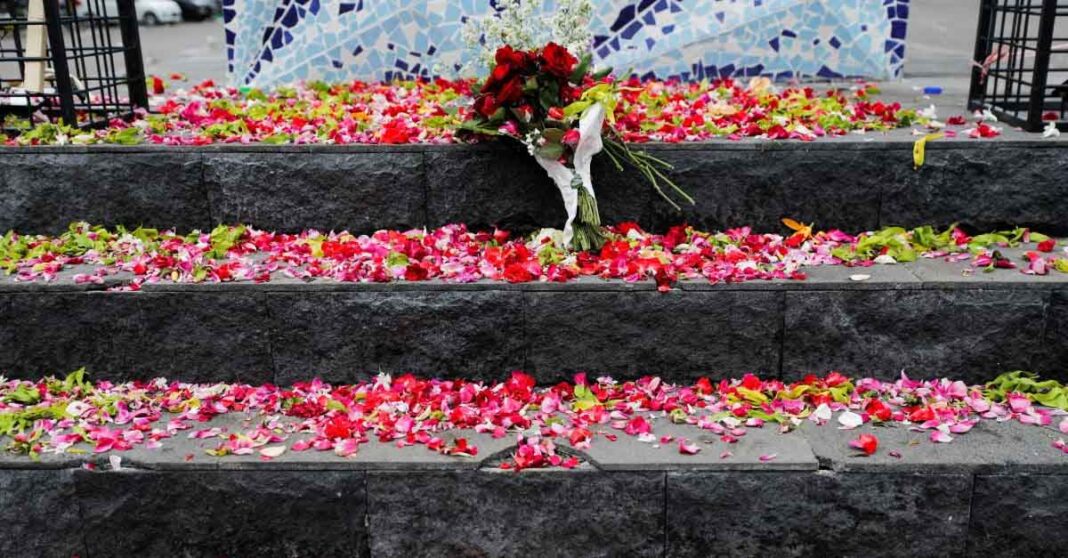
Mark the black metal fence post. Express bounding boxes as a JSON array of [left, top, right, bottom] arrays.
[[40, 0, 76, 125], [1028, 0, 1058, 131], [116, 0, 148, 109]]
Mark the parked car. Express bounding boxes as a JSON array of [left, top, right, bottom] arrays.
[[72, 0, 182, 25], [136, 0, 181, 24], [171, 0, 214, 21]]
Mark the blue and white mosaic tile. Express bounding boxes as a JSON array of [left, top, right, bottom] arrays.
[[222, 0, 910, 87]]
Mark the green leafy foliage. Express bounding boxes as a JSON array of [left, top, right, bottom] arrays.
[[832, 224, 1046, 264], [985, 371, 1068, 410]]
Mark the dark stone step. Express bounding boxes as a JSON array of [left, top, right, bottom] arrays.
[[1, 250, 1066, 384], [2, 138, 1068, 236], [1, 420, 1064, 557]]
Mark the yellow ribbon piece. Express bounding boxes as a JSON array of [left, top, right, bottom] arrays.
[[913, 132, 944, 169]]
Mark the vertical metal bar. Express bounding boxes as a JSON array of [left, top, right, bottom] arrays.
[[116, 0, 148, 109], [1027, 0, 1057, 130], [993, 2, 1010, 109], [95, 0, 117, 122], [41, 0, 76, 125], [1006, 0, 1024, 116], [969, 0, 995, 110], [13, 12, 26, 80]]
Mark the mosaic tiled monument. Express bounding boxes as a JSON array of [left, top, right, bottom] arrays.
[[222, 0, 910, 87]]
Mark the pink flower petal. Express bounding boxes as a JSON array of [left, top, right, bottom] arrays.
[[678, 439, 701, 455]]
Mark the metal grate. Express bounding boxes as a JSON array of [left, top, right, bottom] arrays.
[[0, 0, 148, 130], [969, 0, 1068, 132]]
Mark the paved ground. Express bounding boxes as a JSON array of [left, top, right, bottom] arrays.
[[140, 19, 228, 83], [140, 2, 981, 84]]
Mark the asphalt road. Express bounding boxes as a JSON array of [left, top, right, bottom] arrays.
[[139, 1, 981, 85]]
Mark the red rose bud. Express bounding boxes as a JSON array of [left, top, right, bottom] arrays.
[[474, 94, 500, 118], [548, 106, 565, 120], [514, 104, 533, 123], [1037, 239, 1056, 252], [151, 76, 165, 95], [561, 129, 581, 147]]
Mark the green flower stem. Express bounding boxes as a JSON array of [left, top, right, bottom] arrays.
[[571, 175, 605, 251]]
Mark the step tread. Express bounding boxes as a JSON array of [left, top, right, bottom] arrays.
[[2, 418, 1063, 475], [3, 241, 1068, 294]]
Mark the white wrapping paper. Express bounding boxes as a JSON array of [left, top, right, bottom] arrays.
[[533, 103, 606, 246]]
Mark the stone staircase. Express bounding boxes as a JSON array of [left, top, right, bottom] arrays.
[[1, 137, 1067, 557]]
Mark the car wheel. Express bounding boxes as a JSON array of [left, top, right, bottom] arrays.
[[142, 12, 159, 25]]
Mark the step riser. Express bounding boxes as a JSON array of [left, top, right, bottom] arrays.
[[2, 143, 1067, 235], [1, 286, 1063, 384], [2, 468, 1062, 557]]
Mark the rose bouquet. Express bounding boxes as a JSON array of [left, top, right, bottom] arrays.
[[460, 43, 692, 251]]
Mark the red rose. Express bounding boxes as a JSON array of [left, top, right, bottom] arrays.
[[495, 45, 531, 70], [1037, 239, 1056, 252], [547, 106, 565, 120], [497, 76, 525, 104], [473, 94, 500, 118], [481, 63, 513, 93], [560, 84, 580, 103], [540, 42, 578, 78]]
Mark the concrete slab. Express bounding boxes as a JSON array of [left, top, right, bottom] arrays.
[[906, 243, 1068, 288], [214, 429, 516, 471], [801, 420, 1068, 475], [566, 420, 817, 471]]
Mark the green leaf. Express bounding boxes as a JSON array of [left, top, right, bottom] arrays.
[[541, 128, 565, 144], [260, 134, 292, 145], [105, 126, 143, 145], [591, 66, 613, 80], [535, 142, 564, 160], [985, 371, 1068, 410], [570, 53, 592, 83], [385, 252, 409, 267]]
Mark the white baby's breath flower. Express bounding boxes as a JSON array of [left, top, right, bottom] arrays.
[[460, 0, 594, 77]]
